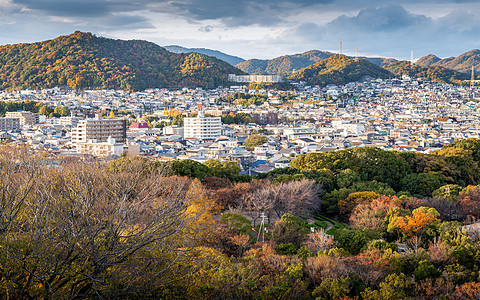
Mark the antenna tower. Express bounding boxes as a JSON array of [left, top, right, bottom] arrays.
[[410, 51, 414, 64], [471, 66, 475, 89], [471, 66, 475, 98], [355, 45, 358, 60], [339, 41, 342, 55]]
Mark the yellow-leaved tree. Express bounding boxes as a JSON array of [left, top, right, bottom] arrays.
[[184, 179, 220, 242]]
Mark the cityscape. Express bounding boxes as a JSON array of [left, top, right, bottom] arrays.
[[0, 76, 479, 175], [2, 0, 480, 298]]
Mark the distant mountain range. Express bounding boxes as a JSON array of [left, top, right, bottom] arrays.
[[0, 32, 478, 91], [416, 49, 480, 74], [236, 50, 335, 76], [0, 31, 244, 91], [287, 55, 393, 86], [164, 45, 246, 66], [236, 50, 397, 76]]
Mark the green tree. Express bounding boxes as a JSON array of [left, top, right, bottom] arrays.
[[220, 212, 252, 235], [271, 214, 309, 248], [334, 228, 370, 255], [171, 159, 211, 179], [54, 106, 70, 117], [313, 276, 351, 300], [361, 273, 413, 300], [414, 259, 441, 281], [243, 134, 268, 148], [400, 172, 445, 197], [204, 159, 240, 181], [432, 184, 463, 201]]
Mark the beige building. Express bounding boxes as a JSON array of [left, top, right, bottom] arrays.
[[163, 125, 184, 137], [0, 118, 20, 131], [59, 116, 82, 127], [76, 137, 124, 158], [5, 111, 39, 125], [71, 114, 127, 144]]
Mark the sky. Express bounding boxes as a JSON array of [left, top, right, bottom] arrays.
[[0, 0, 479, 61]]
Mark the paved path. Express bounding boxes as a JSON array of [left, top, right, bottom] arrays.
[[308, 218, 335, 231]]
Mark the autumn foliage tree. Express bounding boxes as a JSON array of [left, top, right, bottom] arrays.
[[0, 148, 215, 298], [338, 191, 381, 215], [388, 207, 440, 238]]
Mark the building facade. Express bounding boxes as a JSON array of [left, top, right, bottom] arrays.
[[71, 114, 127, 144], [228, 74, 283, 83], [0, 118, 20, 131], [184, 111, 222, 139], [75, 137, 124, 158], [5, 111, 39, 125]]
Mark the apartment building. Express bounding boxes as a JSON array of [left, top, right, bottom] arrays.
[[5, 111, 39, 125], [59, 116, 82, 127], [184, 111, 222, 139], [71, 114, 127, 144], [75, 137, 124, 158], [0, 117, 20, 131]]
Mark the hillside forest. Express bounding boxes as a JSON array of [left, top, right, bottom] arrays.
[[3, 139, 480, 298]]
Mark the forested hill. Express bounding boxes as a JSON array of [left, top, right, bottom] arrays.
[[0, 31, 245, 91], [416, 49, 480, 73], [236, 50, 397, 76], [236, 50, 335, 76], [385, 61, 471, 85], [287, 55, 393, 86]]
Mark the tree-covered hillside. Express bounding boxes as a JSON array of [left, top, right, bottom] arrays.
[[287, 55, 392, 86], [0, 31, 244, 91], [236, 50, 397, 76], [236, 50, 335, 76], [416, 49, 480, 74], [385, 61, 470, 84]]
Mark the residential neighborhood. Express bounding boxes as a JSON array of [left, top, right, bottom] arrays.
[[0, 76, 479, 174]]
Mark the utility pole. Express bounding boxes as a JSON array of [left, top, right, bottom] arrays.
[[256, 212, 268, 243]]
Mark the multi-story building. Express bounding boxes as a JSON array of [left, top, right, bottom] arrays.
[[5, 111, 39, 125], [184, 111, 222, 139], [0, 118, 20, 131], [59, 116, 82, 127], [75, 137, 124, 158], [252, 112, 279, 125], [71, 114, 127, 144], [163, 125, 184, 137]]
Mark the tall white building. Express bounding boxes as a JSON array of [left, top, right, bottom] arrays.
[[184, 111, 222, 139], [71, 114, 127, 144]]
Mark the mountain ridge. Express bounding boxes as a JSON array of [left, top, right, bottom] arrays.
[[0, 31, 244, 91], [287, 54, 393, 86], [236, 50, 397, 76], [416, 49, 480, 74], [385, 61, 471, 84], [164, 45, 245, 66]]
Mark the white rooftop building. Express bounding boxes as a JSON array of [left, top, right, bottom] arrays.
[[184, 111, 222, 140]]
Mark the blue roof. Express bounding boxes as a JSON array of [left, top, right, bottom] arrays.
[[252, 160, 268, 167]]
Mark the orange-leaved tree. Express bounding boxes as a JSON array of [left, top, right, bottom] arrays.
[[388, 207, 440, 237]]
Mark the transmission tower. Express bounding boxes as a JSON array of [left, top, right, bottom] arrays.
[[471, 66, 475, 99]]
